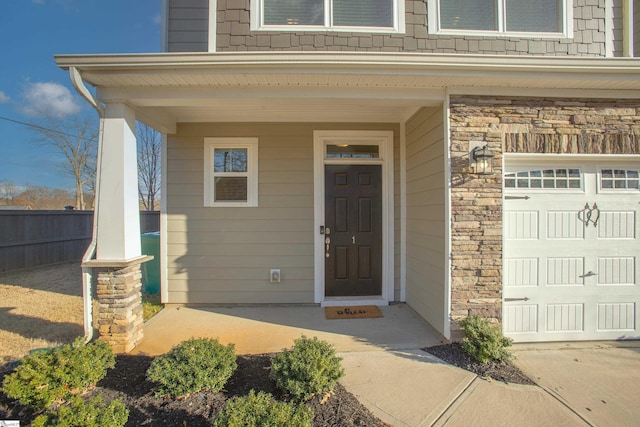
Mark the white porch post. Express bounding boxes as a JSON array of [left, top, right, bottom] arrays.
[[97, 102, 141, 260], [83, 102, 148, 353]]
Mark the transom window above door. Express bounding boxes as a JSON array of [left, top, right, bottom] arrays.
[[428, 0, 572, 37], [251, 0, 404, 33]]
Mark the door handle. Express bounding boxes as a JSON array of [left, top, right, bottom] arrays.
[[325, 237, 330, 258], [352, 235, 356, 244], [579, 271, 597, 278]]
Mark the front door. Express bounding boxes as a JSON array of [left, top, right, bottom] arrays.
[[324, 164, 382, 297]]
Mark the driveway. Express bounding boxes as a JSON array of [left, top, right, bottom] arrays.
[[512, 342, 640, 427]]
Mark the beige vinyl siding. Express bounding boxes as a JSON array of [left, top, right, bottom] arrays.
[[167, 0, 209, 52], [404, 107, 446, 335], [166, 122, 399, 304]]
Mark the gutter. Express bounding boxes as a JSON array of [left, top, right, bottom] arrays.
[[69, 66, 104, 342]]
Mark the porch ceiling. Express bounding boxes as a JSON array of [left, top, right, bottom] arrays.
[[55, 52, 640, 132]]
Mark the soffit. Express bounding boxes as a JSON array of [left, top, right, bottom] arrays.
[[55, 52, 640, 127]]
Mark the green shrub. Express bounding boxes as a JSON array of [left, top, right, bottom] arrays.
[[213, 390, 313, 427], [460, 315, 513, 364], [146, 338, 237, 397], [2, 338, 115, 408], [270, 336, 344, 401], [32, 395, 129, 427]]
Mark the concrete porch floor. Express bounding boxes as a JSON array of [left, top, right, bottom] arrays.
[[132, 303, 446, 356]]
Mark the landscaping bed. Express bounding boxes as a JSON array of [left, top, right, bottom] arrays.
[[0, 351, 386, 427]]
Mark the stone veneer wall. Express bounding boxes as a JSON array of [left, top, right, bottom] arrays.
[[95, 265, 144, 353], [448, 96, 640, 331], [215, 0, 613, 56]]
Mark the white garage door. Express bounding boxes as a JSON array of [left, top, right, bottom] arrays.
[[503, 159, 640, 342]]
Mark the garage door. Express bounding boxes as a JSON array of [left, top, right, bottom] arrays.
[[503, 160, 640, 342]]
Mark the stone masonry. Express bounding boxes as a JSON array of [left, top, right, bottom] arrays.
[[95, 264, 144, 353], [214, 0, 614, 56], [449, 96, 640, 331]]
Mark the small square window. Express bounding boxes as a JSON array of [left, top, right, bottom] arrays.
[[204, 138, 258, 207]]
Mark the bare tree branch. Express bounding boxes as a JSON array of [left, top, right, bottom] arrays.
[[137, 123, 162, 211], [30, 115, 98, 210]]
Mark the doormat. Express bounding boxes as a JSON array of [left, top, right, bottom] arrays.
[[325, 306, 383, 320]]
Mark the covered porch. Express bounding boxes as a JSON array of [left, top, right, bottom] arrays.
[[55, 52, 640, 351]]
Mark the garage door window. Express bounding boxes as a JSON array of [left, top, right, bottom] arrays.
[[505, 168, 581, 189], [600, 169, 639, 190]]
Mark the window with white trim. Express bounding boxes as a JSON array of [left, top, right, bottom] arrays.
[[600, 168, 640, 190], [428, 0, 572, 37], [204, 138, 258, 207], [252, 0, 403, 32], [505, 168, 582, 189]]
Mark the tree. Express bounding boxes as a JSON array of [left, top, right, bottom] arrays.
[[137, 123, 162, 211], [0, 180, 19, 203], [30, 116, 98, 210]]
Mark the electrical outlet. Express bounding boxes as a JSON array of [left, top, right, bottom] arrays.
[[270, 269, 281, 283]]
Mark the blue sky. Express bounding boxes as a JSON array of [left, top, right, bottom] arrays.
[[0, 0, 162, 191]]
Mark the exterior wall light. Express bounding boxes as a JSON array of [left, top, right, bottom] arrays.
[[470, 144, 495, 175]]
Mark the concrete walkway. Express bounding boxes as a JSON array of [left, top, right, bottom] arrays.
[[134, 305, 640, 426]]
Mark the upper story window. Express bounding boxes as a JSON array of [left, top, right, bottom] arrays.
[[428, 0, 573, 38], [251, 0, 405, 33]]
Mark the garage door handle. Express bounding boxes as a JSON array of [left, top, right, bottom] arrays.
[[505, 297, 530, 302], [580, 271, 597, 278]]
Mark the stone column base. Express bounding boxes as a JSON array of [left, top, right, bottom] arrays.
[[83, 256, 152, 353]]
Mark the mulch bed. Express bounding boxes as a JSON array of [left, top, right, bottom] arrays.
[[0, 353, 388, 427], [423, 343, 535, 385]]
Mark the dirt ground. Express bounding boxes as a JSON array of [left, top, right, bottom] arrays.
[[0, 262, 84, 365]]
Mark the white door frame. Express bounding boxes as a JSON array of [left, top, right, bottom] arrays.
[[313, 130, 395, 306]]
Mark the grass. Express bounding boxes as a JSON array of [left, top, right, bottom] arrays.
[[142, 293, 163, 322]]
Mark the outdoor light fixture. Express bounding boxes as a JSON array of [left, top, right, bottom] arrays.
[[470, 144, 495, 175]]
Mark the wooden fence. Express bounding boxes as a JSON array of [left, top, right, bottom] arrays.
[[0, 210, 160, 273]]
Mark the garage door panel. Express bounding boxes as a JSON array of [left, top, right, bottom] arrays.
[[505, 211, 539, 239], [547, 257, 585, 286], [504, 304, 538, 333], [504, 258, 539, 287], [597, 257, 636, 285], [546, 303, 584, 332], [504, 160, 640, 342], [547, 211, 585, 239], [597, 303, 635, 331], [597, 211, 635, 239]]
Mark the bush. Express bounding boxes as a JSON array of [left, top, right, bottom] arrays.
[[459, 315, 513, 364], [32, 395, 129, 427], [213, 390, 313, 427], [2, 338, 115, 409], [146, 338, 237, 397], [270, 336, 344, 401]]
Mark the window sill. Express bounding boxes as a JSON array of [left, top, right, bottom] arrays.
[[252, 25, 405, 35], [429, 29, 572, 40]]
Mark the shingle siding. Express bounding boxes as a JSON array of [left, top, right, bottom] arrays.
[[212, 0, 613, 56]]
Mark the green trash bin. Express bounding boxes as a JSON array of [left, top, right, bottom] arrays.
[[141, 232, 160, 294]]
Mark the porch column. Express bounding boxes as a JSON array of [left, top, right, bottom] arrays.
[[97, 102, 141, 260], [83, 102, 149, 353]]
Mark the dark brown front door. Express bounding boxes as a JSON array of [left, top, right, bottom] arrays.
[[325, 164, 382, 297]]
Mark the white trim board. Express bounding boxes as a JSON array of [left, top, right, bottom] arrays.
[[313, 130, 395, 306]]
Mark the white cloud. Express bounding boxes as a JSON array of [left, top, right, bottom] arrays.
[[20, 82, 81, 119], [32, 0, 45, 4], [0, 91, 9, 103], [152, 13, 162, 25]]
